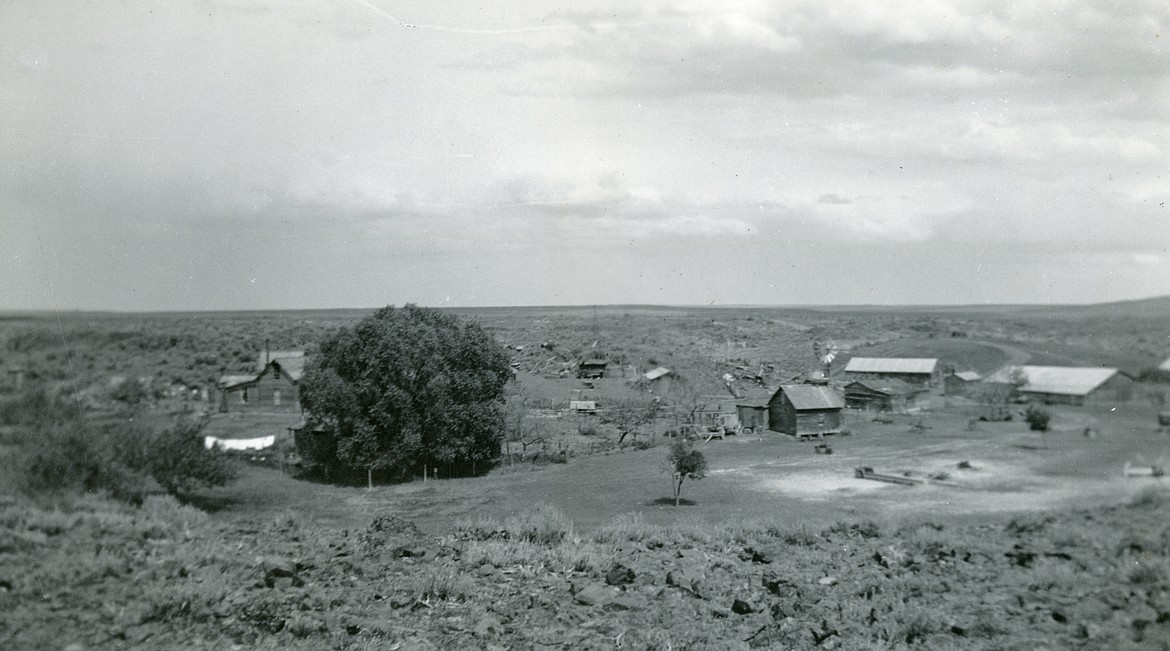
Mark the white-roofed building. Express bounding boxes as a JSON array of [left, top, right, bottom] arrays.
[[985, 365, 1133, 405], [843, 357, 941, 388]]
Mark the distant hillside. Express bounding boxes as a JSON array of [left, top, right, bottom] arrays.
[[800, 294, 1170, 320]]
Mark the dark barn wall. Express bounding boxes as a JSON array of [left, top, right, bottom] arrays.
[[767, 392, 842, 436]]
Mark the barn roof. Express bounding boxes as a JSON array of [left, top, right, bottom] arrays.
[[579, 358, 608, 367], [643, 366, 672, 381], [953, 371, 982, 382], [986, 365, 1119, 396], [844, 357, 939, 374], [775, 384, 845, 410]]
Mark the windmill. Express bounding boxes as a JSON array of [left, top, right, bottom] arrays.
[[813, 340, 841, 379]]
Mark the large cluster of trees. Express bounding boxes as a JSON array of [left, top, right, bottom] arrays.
[[298, 305, 513, 483]]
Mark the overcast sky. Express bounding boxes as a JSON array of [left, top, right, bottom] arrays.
[[2, 0, 1167, 311]]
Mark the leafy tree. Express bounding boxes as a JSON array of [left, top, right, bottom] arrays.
[[665, 439, 707, 506], [299, 305, 512, 484], [1024, 405, 1052, 432]]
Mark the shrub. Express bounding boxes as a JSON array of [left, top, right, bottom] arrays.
[[16, 419, 234, 503], [1024, 405, 1051, 431]]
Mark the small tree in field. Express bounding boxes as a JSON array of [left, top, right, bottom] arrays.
[[1024, 404, 1052, 448], [665, 439, 707, 506]]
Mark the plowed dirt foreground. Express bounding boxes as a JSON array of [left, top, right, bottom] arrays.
[[2, 492, 1168, 651]]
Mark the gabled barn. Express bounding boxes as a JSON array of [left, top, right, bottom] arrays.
[[217, 350, 308, 413], [767, 384, 845, 438], [985, 365, 1132, 406], [844, 379, 910, 412], [843, 357, 940, 388]]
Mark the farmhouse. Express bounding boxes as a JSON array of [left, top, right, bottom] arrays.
[[985, 365, 1133, 406], [843, 379, 911, 412], [577, 359, 608, 379], [217, 350, 307, 413], [843, 357, 941, 388], [767, 384, 845, 438]]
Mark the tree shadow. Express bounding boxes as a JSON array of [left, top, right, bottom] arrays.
[[648, 497, 697, 506]]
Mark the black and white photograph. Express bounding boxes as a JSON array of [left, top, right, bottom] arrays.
[[2, 1, 1168, 649]]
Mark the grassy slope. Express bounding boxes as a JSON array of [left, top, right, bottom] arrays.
[[2, 490, 1168, 650]]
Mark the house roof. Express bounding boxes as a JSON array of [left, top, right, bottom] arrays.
[[217, 374, 257, 389], [643, 366, 672, 381], [844, 357, 939, 374], [953, 371, 982, 382], [255, 350, 305, 372], [1160, 356, 1170, 372], [579, 358, 608, 367], [986, 365, 1119, 396], [774, 384, 845, 410], [267, 356, 308, 381], [845, 378, 911, 396]]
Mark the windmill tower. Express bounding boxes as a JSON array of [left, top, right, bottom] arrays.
[[812, 340, 840, 381]]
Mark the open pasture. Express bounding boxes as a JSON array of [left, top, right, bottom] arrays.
[[197, 400, 1170, 535]]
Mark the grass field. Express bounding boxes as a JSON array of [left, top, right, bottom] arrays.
[[194, 399, 1170, 535]]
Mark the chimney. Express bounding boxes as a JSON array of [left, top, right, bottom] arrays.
[[265, 339, 270, 366]]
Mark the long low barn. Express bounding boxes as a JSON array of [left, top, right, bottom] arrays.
[[984, 365, 1133, 405], [843, 357, 941, 388]]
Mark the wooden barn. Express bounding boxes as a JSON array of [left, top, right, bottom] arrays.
[[767, 384, 845, 438], [217, 350, 307, 413], [984, 365, 1133, 406], [843, 357, 940, 388], [577, 358, 609, 379], [843, 379, 910, 412]]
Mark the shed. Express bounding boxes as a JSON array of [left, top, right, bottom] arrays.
[[844, 379, 910, 412], [767, 384, 845, 438], [944, 370, 982, 396], [735, 387, 773, 432], [577, 359, 608, 379], [843, 357, 940, 388], [984, 365, 1132, 406]]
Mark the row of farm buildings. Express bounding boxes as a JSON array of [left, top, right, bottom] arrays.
[[214, 348, 1156, 440], [735, 357, 1141, 438]]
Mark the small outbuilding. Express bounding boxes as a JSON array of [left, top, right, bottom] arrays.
[[844, 357, 941, 388], [735, 387, 773, 432], [944, 370, 982, 396], [767, 384, 845, 438], [577, 359, 608, 379], [844, 379, 911, 412], [641, 366, 675, 392]]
